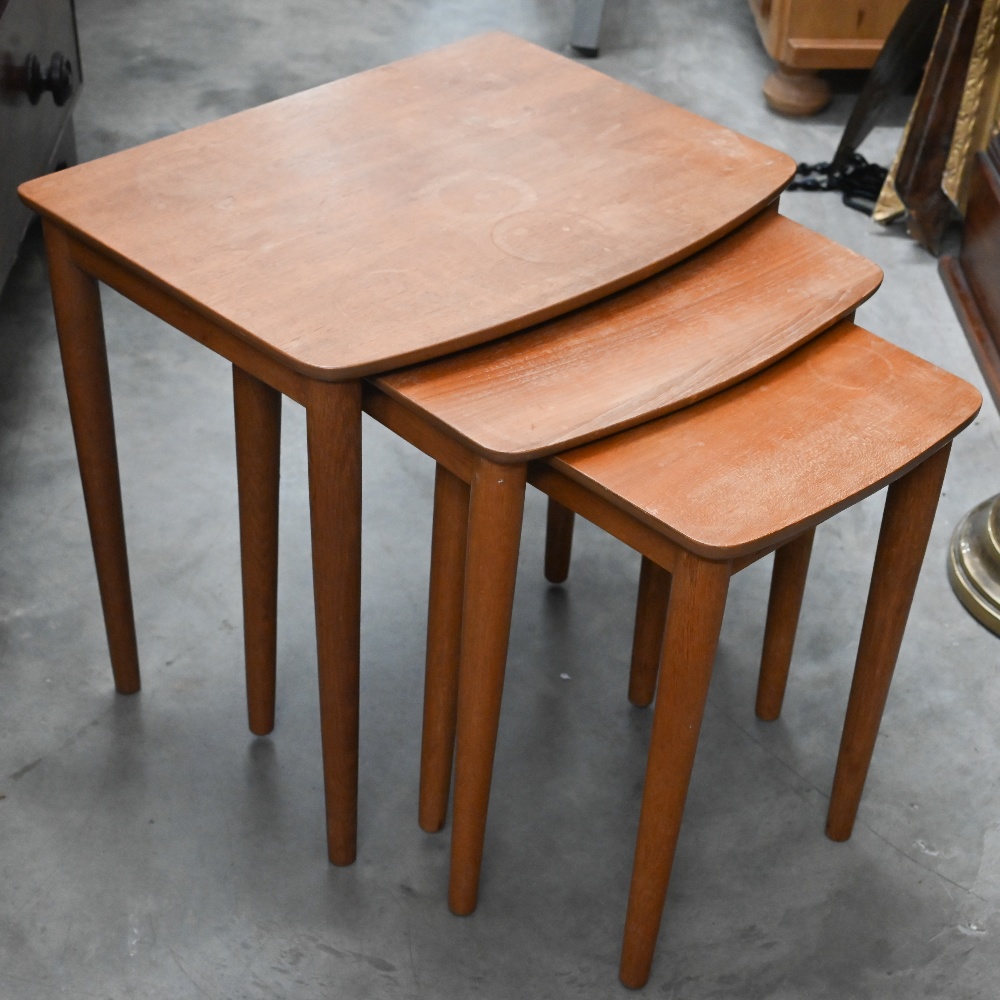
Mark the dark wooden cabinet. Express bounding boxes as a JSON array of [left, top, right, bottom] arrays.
[[1, 0, 82, 290], [941, 138, 1000, 410], [940, 135, 1000, 637]]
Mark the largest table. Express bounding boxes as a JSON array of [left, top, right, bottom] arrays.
[[19, 31, 794, 865]]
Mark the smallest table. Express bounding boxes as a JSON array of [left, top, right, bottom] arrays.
[[361, 207, 881, 930], [533, 322, 980, 986], [378, 315, 980, 986]]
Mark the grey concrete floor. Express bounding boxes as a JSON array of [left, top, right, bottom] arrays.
[[2, 1, 999, 997]]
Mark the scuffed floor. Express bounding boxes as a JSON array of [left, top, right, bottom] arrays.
[[1, 1, 998, 996]]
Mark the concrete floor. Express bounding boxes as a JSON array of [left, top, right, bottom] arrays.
[[2, 0, 999, 996]]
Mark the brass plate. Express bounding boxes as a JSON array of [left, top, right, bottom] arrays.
[[948, 493, 1000, 636]]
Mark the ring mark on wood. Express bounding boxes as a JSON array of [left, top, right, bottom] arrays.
[[491, 210, 613, 264]]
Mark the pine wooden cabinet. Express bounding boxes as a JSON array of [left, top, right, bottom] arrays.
[[749, 0, 909, 115]]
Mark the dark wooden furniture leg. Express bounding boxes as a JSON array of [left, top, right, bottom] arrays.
[[449, 457, 527, 916], [826, 443, 951, 841], [628, 556, 671, 708], [832, 0, 947, 167], [755, 528, 815, 721], [232, 365, 282, 736], [544, 498, 575, 584], [419, 464, 471, 833], [620, 551, 731, 989], [43, 223, 140, 695], [306, 379, 363, 866], [892, 0, 981, 253], [571, 0, 607, 57]]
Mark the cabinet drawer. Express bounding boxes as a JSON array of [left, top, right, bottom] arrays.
[[750, 0, 908, 69]]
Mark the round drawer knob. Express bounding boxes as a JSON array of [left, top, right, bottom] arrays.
[[25, 51, 75, 107]]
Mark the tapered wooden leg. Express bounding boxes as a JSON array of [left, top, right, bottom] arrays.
[[755, 528, 815, 721], [43, 223, 140, 694], [419, 464, 471, 833], [233, 365, 282, 736], [448, 458, 527, 915], [826, 444, 951, 842], [628, 557, 671, 708], [306, 379, 363, 866], [544, 498, 575, 583], [620, 552, 730, 989]]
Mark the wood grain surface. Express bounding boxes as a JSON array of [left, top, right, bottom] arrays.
[[373, 212, 882, 459], [548, 322, 981, 558], [19, 32, 794, 379]]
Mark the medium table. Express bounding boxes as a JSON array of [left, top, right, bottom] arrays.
[[19, 31, 794, 866]]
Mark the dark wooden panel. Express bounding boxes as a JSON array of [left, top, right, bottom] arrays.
[[940, 139, 1000, 412], [893, 0, 982, 254]]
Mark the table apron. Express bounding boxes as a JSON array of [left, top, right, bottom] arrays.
[[62, 230, 312, 406], [362, 383, 476, 482]]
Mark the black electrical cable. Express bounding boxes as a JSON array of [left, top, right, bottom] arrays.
[[788, 153, 889, 215]]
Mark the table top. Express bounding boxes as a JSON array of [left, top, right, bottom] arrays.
[[550, 322, 982, 558], [372, 212, 883, 461], [20, 32, 795, 380]]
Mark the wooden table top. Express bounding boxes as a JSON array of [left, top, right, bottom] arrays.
[[372, 212, 883, 460], [550, 322, 982, 558], [20, 32, 794, 380]]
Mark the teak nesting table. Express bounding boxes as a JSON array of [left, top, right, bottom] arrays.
[[372, 318, 979, 987], [364, 205, 882, 862], [19, 32, 796, 867]]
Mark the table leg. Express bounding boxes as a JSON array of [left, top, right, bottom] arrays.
[[43, 223, 140, 694], [755, 528, 815, 721], [571, 0, 607, 56], [619, 551, 730, 989], [306, 379, 363, 866], [449, 458, 526, 915], [628, 556, 671, 708], [544, 498, 575, 584], [233, 365, 282, 736], [826, 444, 951, 842], [419, 464, 471, 833]]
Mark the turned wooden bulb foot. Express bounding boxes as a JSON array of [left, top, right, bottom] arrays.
[[763, 65, 831, 116]]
